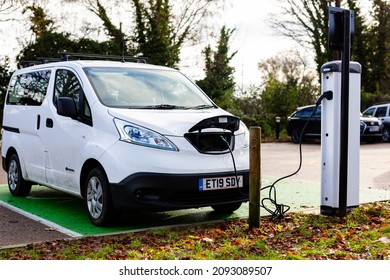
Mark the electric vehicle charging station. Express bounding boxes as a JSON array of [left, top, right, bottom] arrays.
[[320, 6, 360, 216], [320, 61, 361, 215]]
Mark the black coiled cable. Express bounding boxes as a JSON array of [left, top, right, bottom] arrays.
[[260, 102, 321, 219]]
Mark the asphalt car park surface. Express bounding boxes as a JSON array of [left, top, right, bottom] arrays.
[[1, 141, 390, 249]]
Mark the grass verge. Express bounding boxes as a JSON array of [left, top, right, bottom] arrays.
[[1, 201, 390, 260]]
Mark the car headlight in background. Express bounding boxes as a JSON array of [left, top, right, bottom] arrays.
[[114, 118, 178, 151]]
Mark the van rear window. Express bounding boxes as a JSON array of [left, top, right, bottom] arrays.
[[6, 70, 51, 106]]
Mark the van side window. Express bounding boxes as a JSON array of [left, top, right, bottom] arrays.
[[54, 69, 92, 126], [6, 70, 51, 106]]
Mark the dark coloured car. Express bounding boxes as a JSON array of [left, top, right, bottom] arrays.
[[286, 105, 383, 144]]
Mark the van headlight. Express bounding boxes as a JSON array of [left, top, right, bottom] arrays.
[[114, 118, 178, 151]]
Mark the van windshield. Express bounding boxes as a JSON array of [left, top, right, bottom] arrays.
[[84, 67, 215, 109]]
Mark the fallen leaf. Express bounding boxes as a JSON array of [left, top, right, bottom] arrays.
[[201, 237, 213, 243], [378, 237, 390, 244], [188, 235, 199, 240]]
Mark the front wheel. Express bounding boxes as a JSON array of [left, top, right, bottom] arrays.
[[211, 202, 242, 214], [382, 127, 390, 142], [7, 153, 32, 197], [85, 167, 116, 227]]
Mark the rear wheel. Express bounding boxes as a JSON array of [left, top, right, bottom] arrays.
[[211, 202, 242, 214], [85, 167, 116, 227], [7, 153, 32, 197]]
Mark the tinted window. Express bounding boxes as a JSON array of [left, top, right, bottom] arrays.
[[296, 107, 315, 117], [313, 106, 321, 117], [363, 107, 375, 116], [6, 70, 51, 106], [375, 106, 387, 117]]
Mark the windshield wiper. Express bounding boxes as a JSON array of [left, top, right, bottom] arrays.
[[190, 104, 216, 110], [142, 104, 189, 109]]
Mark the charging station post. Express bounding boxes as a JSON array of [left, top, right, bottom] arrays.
[[249, 126, 261, 228], [320, 7, 360, 217]]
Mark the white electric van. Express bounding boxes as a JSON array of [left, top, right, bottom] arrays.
[[1, 55, 250, 226]]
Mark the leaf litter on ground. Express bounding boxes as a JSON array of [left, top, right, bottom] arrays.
[[1, 201, 390, 260]]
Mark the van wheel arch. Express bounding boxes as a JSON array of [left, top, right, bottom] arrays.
[[5, 147, 18, 166], [5, 147, 27, 178], [80, 159, 105, 199]]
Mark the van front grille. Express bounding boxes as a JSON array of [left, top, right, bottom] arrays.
[[184, 132, 234, 154]]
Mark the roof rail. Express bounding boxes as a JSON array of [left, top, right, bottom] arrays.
[[20, 53, 147, 68], [20, 57, 62, 67], [59, 52, 147, 63]]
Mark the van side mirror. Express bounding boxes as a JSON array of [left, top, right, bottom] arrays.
[[57, 97, 77, 118]]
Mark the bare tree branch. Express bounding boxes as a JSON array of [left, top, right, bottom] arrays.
[[0, 0, 28, 22]]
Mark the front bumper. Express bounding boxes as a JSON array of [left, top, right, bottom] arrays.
[[110, 170, 249, 211]]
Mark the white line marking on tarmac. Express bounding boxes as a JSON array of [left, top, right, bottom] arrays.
[[0, 201, 82, 238]]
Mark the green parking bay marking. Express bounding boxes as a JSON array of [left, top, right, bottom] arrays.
[[0, 178, 320, 236], [0, 185, 245, 236], [2, 180, 389, 237], [0, 180, 323, 236]]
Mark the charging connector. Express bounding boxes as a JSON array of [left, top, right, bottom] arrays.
[[316, 90, 333, 106]]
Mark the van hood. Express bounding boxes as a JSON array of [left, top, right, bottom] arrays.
[[108, 108, 236, 136]]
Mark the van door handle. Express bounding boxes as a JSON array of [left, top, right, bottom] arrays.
[[37, 115, 41, 130], [46, 118, 54, 128]]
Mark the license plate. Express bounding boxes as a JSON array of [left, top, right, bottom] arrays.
[[199, 175, 243, 191], [370, 126, 380, 132]]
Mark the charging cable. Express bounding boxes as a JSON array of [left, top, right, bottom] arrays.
[[220, 134, 246, 196], [260, 90, 333, 219]]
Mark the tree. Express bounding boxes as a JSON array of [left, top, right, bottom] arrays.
[[346, 0, 370, 89], [0, 0, 24, 22], [196, 26, 237, 110], [17, 5, 77, 63], [367, 0, 390, 93], [271, 0, 389, 107], [17, 4, 124, 64], [76, 0, 126, 55], [269, 0, 369, 81], [131, 0, 178, 66], [230, 86, 263, 131], [270, 0, 332, 75], [0, 56, 11, 129], [76, 0, 223, 67], [256, 51, 318, 136]]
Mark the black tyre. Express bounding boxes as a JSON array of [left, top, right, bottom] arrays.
[[211, 202, 242, 214], [7, 154, 32, 197], [84, 167, 116, 227], [291, 127, 302, 144], [382, 127, 390, 142]]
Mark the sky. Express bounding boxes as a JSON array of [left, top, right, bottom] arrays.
[[180, 0, 297, 88]]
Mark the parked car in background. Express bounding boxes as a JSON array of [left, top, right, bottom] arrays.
[[362, 103, 390, 142], [286, 105, 383, 144]]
